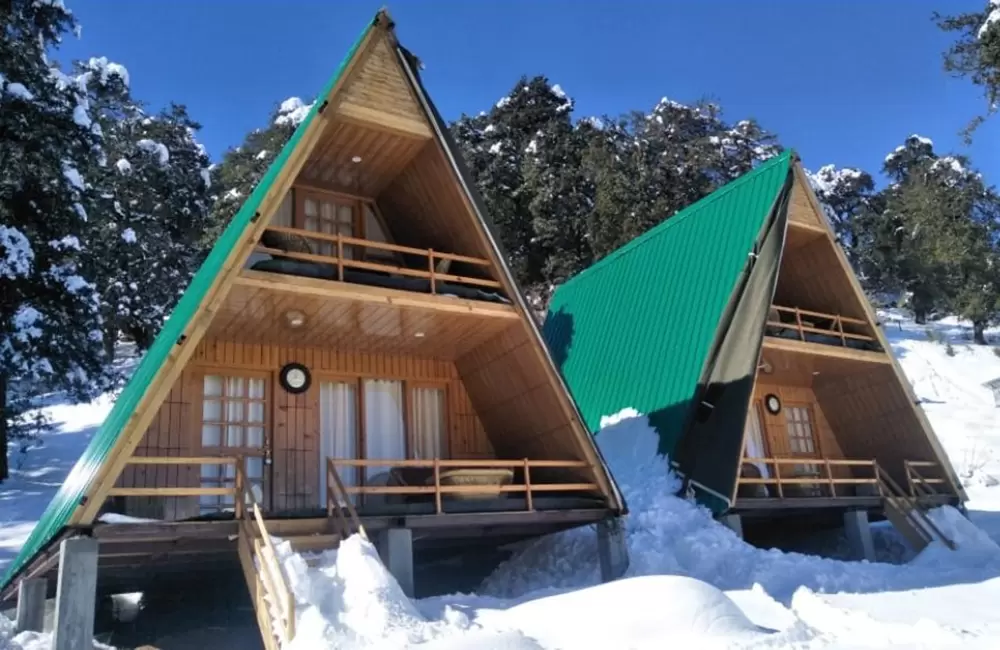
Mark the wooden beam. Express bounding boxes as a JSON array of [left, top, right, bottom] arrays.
[[762, 337, 892, 364], [335, 101, 433, 139], [234, 270, 519, 319], [74, 27, 383, 525]]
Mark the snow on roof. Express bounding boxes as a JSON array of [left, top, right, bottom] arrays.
[[275, 96, 313, 126]]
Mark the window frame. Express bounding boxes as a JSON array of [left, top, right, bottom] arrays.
[[783, 403, 819, 457]]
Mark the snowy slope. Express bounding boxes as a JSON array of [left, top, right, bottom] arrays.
[[7, 315, 1000, 649]]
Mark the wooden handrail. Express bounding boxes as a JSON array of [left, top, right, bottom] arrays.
[[236, 457, 296, 645], [326, 458, 596, 515], [257, 226, 504, 297], [876, 463, 955, 549], [325, 459, 367, 540], [111, 456, 240, 498], [739, 457, 880, 498], [766, 304, 877, 346]]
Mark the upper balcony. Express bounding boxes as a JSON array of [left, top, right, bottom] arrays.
[[764, 304, 886, 363]]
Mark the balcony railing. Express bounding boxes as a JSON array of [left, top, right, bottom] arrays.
[[739, 457, 952, 500], [255, 226, 505, 298], [326, 458, 597, 515], [765, 305, 880, 351]]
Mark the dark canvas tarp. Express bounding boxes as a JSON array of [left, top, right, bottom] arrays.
[[674, 170, 794, 512]]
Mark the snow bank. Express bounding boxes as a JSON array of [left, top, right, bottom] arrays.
[[278, 535, 470, 649], [0, 614, 113, 650], [483, 410, 1000, 604]]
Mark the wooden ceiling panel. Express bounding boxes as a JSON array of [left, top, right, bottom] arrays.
[[299, 119, 429, 196], [208, 279, 516, 360], [759, 339, 890, 387]]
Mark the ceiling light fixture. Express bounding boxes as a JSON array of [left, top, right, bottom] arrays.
[[414, 331, 425, 338], [283, 309, 306, 330], [351, 155, 362, 163]]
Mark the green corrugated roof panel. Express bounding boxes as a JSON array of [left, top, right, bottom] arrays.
[[543, 151, 793, 455], [0, 18, 374, 595]]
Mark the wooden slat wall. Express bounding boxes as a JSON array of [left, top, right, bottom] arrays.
[[813, 366, 937, 486], [121, 340, 495, 517], [116, 375, 197, 519], [455, 325, 589, 485], [272, 381, 317, 512], [752, 383, 848, 480], [788, 180, 824, 227], [339, 35, 423, 124], [775, 235, 869, 324]]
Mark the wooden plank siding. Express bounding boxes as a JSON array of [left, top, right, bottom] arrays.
[[118, 340, 494, 519]]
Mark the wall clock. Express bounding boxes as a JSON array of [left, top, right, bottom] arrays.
[[279, 362, 311, 394], [764, 393, 781, 415]]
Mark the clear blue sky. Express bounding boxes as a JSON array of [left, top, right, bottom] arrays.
[[56, 0, 998, 187]]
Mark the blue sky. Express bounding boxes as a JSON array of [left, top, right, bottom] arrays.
[[56, 0, 998, 187]]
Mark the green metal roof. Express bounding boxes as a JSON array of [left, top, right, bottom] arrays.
[[0, 18, 374, 596], [543, 151, 793, 455]]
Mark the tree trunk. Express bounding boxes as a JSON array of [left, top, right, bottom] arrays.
[[974, 321, 988, 345], [914, 308, 927, 325], [0, 373, 8, 483]]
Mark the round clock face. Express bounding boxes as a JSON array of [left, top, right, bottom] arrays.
[[765, 394, 781, 414], [285, 368, 306, 389], [279, 362, 311, 394]]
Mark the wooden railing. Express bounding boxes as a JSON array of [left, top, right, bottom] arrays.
[[766, 305, 877, 348], [256, 225, 503, 294], [325, 458, 367, 540], [326, 458, 596, 515], [877, 462, 956, 550], [739, 457, 881, 499], [904, 460, 949, 497], [235, 458, 295, 647], [109, 456, 240, 498]]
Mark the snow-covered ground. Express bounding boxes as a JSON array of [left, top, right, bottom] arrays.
[[6, 313, 1000, 649]]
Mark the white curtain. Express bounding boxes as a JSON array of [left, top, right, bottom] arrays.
[[320, 381, 357, 507], [744, 407, 769, 478], [363, 379, 406, 482], [411, 387, 445, 460]]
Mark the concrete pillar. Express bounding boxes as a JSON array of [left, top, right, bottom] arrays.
[[596, 517, 629, 583], [52, 536, 99, 650], [376, 528, 414, 597], [15, 577, 47, 633], [719, 513, 743, 539], [843, 508, 876, 562]]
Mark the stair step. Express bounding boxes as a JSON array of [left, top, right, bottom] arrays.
[[286, 533, 342, 553]]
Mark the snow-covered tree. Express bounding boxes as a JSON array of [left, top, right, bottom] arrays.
[[207, 97, 309, 243], [935, 2, 1000, 140], [807, 164, 880, 275], [0, 1, 111, 480]]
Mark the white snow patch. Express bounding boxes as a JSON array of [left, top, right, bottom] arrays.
[[0, 225, 34, 279], [121, 227, 137, 244], [72, 104, 91, 129], [115, 158, 132, 174], [488, 142, 503, 155], [550, 83, 566, 98], [136, 138, 169, 165], [4, 81, 34, 101], [62, 164, 85, 191], [495, 96, 511, 109], [276, 96, 313, 126], [979, 0, 1000, 39], [255, 149, 269, 160], [910, 133, 934, 147]]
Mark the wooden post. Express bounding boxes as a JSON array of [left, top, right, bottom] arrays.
[[234, 455, 244, 520], [15, 578, 46, 633], [336, 236, 344, 281], [428, 250, 436, 295], [773, 460, 784, 499], [523, 458, 534, 511], [825, 460, 836, 498], [52, 537, 99, 650], [794, 308, 805, 341], [835, 315, 847, 347], [433, 458, 442, 514]]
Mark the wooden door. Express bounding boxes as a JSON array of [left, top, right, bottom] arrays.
[[782, 403, 823, 495]]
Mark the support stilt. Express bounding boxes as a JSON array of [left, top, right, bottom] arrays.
[[52, 536, 99, 650]]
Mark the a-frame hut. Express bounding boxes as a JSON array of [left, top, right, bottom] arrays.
[[544, 150, 964, 554], [0, 10, 626, 645]]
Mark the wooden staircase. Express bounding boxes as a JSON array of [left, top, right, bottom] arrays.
[[877, 466, 956, 552], [234, 459, 369, 649]]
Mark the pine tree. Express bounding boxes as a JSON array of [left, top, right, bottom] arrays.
[[0, 1, 110, 481], [807, 164, 880, 275], [935, 2, 1000, 140], [207, 97, 307, 243]]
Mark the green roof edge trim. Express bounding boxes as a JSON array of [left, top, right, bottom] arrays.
[[0, 18, 374, 595]]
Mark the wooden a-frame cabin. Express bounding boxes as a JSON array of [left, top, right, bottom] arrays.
[[544, 150, 965, 557], [0, 10, 626, 647]]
